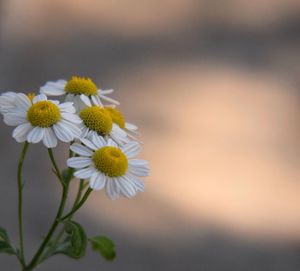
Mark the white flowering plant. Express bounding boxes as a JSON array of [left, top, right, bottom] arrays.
[[0, 76, 149, 270]]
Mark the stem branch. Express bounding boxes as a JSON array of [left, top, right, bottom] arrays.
[[39, 180, 86, 263], [60, 188, 92, 221], [47, 149, 63, 186]]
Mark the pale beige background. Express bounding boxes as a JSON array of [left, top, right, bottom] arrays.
[[0, 0, 300, 270]]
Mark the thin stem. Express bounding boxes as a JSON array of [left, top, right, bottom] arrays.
[[39, 180, 86, 263], [24, 186, 68, 271], [24, 148, 67, 270], [17, 142, 29, 265], [74, 179, 85, 206], [47, 148, 63, 186], [38, 147, 78, 264], [60, 188, 92, 221]]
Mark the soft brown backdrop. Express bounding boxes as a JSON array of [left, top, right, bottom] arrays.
[[1, 0, 300, 270]]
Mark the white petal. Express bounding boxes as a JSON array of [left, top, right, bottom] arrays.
[[124, 173, 145, 192], [32, 94, 47, 103], [53, 123, 73, 142], [27, 127, 44, 144], [128, 159, 148, 166], [58, 102, 76, 113], [80, 126, 90, 138], [116, 177, 137, 198], [0, 92, 17, 113], [86, 130, 99, 141], [110, 134, 128, 146], [110, 124, 129, 145], [73, 96, 82, 109], [79, 94, 91, 106], [60, 120, 82, 138], [91, 134, 106, 148], [51, 100, 60, 105], [80, 137, 98, 150], [107, 138, 118, 147], [105, 178, 120, 200], [89, 172, 106, 190], [122, 141, 141, 158], [4, 112, 27, 126], [113, 124, 127, 137], [128, 159, 149, 177], [127, 132, 141, 142], [48, 80, 67, 87], [90, 95, 101, 106], [67, 157, 92, 169], [100, 89, 114, 95], [15, 94, 31, 111], [54, 120, 81, 142], [40, 86, 65, 96], [42, 128, 57, 148], [61, 113, 82, 124], [70, 143, 93, 156], [125, 122, 138, 131], [71, 96, 86, 111], [12, 123, 32, 142], [99, 94, 120, 105], [40, 80, 66, 96], [74, 166, 95, 179], [0, 92, 17, 100], [125, 122, 141, 137]]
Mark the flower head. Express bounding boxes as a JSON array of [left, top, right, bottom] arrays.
[[78, 105, 128, 145], [104, 107, 139, 140], [3, 93, 82, 148], [40, 76, 119, 111], [67, 135, 149, 199]]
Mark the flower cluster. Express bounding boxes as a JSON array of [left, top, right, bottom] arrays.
[[0, 76, 149, 199]]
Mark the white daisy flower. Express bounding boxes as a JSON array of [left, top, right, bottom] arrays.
[[40, 76, 119, 111], [67, 136, 149, 199], [0, 92, 18, 114], [78, 105, 128, 145], [3, 93, 82, 148], [104, 107, 140, 140]]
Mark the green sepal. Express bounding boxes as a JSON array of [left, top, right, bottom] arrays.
[[89, 236, 116, 261], [61, 168, 74, 186], [0, 226, 15, 255]]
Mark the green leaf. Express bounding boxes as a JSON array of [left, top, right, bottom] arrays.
[[0, 226, 15, 255], [53, 221, 87, 259], [89, 236, 116, 261], [0, 241, 15, 255], [0, 227, 9, 243]]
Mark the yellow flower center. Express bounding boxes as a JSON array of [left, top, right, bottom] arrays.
[[27, 101, 61, 127], [27, 92, 36, 102], [64, 76, 98, 96], [79, 106, 112, 135], [92, 146, 128, 177], [104, 107, 125, 129]]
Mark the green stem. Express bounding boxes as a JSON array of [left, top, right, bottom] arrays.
[[73, 179, 85, 206], [24, 186, 68, 271], [24, 149, 67, 270], [47, 148, 63, 186], [60, 188, 92, 221], [17, 142, 29, 266], [39, 180, 86, 262]]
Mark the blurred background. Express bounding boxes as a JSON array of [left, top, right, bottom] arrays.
[[1, 0, 300, 270]]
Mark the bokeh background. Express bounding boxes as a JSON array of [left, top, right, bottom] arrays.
[[1, 0, 300, 270]]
